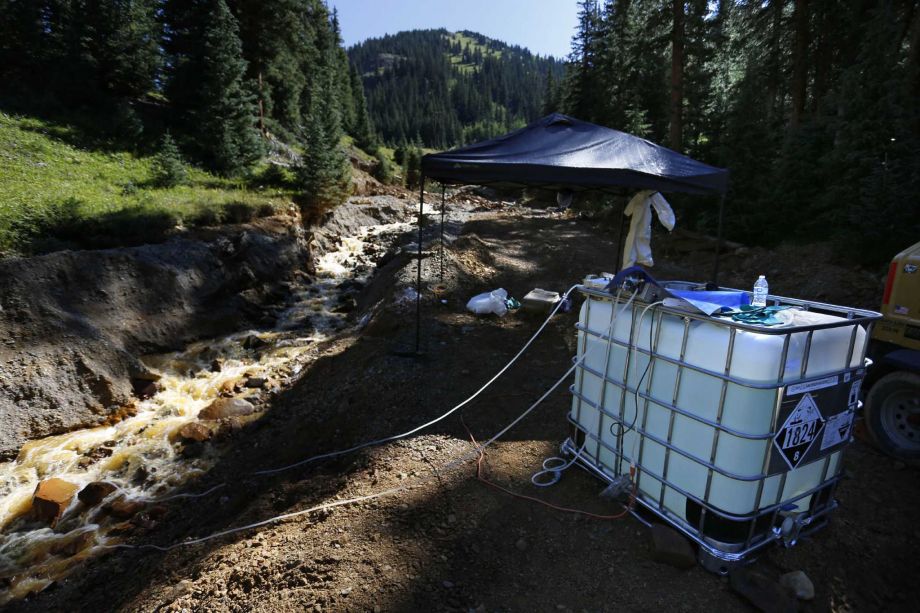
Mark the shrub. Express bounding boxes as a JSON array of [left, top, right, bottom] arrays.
[[255, 202, 277, 218], [188, 206, 224, 227], [404, 147, 422, 189], [112, 102, 144, 146], [151, 132, 188, 188], [255, 163, 295, 188], [373, 151, 394, 184], [223, 202, 256, 224]]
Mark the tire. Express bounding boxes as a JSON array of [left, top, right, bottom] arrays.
[[865, 371, 920, 460]]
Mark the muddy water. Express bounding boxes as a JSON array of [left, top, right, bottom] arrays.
[[0, 216, 419, 605]]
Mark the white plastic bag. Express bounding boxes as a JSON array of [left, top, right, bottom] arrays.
[[466, 288, 509, 316]]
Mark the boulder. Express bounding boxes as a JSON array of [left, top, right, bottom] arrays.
[[78, 481, 118, 507], [108, 497, 144, 519], [107, 521, 136, 536], [50, 531, 96, 556], [176, 421, 213, 443], [334, 296, 358, 313], [131, 379, 159, 399], [130, 366, 162, 399], [199, 397, 255, 420], [648, 524, 696, 569], [245, 377, 267, 389], [729, 568, 798, 613], [32, 478, 80, 525], [85, 446, 114, 461], [242, 334, 266, 350], [129, 367, 161, 382], [219, 377, 242, 396], [779, 570, 815, 601]]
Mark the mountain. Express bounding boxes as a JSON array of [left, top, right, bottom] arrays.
[[348, 29, 565, 148]]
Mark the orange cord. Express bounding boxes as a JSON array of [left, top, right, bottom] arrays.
[[461, 418, 635, 521]]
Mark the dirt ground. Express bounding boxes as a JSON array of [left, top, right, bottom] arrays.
[[12, 205, 918, 612]]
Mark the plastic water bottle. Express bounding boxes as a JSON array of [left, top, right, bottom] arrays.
[[752, 275, 769, 307]]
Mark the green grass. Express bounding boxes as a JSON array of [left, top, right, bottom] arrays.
[[0, 111, 295, 254]]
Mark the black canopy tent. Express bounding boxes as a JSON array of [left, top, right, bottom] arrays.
[[422, 113, 728, 195], [410, 113, 730, 351]]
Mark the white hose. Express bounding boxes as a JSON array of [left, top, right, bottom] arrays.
[[531, 441, 586, 487], [627, 300, 664, 464], [251, 283, 583, 476], [101, 330, 587, 552], [103, 284, 635, 553], [531, 290, 637, 487]]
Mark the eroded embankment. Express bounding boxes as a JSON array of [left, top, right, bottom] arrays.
[[0, 213, 310, 459], [0, 193, 427, 604]]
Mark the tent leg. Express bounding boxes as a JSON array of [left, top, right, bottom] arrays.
[[415, 177, 426, 354], [440, 185, 446, 281], [614, 200, 627, 272], [711, 194, 727, 287]]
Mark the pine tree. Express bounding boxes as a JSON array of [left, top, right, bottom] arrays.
[[83, 0, 161, 99], [542, 69, 559, 115], [0, 0, 45, 87], [151, 132, 188, 188], [404, 146, 422, 189], [789, 0, 809, 128], [298, 69, 351, 216], [169, 0, 262, 175], [228, 0, 314, 139], [349, 64, 377, 151], [329, 8, 357, 135], [563, 0, 604, 121], [669, 0, 685, 149], [393, 144, 407, 166]]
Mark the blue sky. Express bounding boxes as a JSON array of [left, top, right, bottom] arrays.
[[329, 0, 580, 59]]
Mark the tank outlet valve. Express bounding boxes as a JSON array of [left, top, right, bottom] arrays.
[[599, 474, 633, 501], [776, 507, 811, 547]]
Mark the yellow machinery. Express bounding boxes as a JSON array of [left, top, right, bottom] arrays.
[[865, 241, 920, 459]]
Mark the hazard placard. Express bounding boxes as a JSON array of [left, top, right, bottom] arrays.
[[768, 371, 865, 474], [821, 411, 854, 450], [774, 393, 825, 470]]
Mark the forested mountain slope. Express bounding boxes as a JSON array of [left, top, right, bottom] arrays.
[[0, 0, 373, 253], [348, 29, 565, 147]]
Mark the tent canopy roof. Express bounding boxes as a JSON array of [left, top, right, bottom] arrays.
[[421, 113, 729, 196]]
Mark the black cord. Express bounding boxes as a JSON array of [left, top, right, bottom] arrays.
[[610, 304, 655, 439]]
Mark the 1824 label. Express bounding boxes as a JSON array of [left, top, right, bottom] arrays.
[[774, 393, 825, 470]]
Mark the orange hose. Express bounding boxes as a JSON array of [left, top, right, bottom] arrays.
[[462, 418, 635, 521]]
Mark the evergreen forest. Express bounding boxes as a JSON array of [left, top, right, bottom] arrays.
[[348, 29, 565, 147], [555, 0, 919, 263], [0, 1, 916, 263]]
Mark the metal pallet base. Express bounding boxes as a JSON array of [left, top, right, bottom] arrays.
[[559, 437, 833, 575]]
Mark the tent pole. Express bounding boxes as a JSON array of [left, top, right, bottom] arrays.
[[711, 193, 727, 287], [415, 176, 426, 354], [440, 185, 446, 281], [615, 198, 627, 272]]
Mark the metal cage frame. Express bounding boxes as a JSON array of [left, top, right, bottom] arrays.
[[566, 283, 881, 572]]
